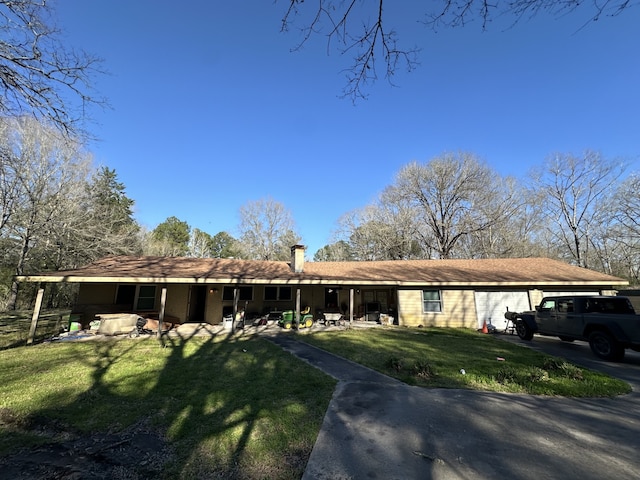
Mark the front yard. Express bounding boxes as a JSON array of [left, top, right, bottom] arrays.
[[299, 326, 631, 397], [0, 318, 632, 479], [0, 334, 336, 479]]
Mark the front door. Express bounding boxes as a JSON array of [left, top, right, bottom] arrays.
[[188, 285, 207, 322], [324, 288, 341, 311]]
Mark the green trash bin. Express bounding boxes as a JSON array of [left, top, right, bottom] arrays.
[[69, 314, 82, 331]]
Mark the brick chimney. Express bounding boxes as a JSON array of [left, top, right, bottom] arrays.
[[290, 245, 305, 273]]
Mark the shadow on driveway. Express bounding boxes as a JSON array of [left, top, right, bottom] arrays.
[[264, 330, 640, 480]]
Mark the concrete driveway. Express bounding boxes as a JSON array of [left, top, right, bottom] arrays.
[[265, 330, 640, 480]]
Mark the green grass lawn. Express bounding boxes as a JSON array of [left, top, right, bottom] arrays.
[[0, 334, 336, 479], [0, 323, 632, 479], [299, 327, 632, 397]]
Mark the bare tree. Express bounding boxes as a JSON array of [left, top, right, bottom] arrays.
[[0, 117, 91, 309], [0, 123, 21, 233], [237, 197, 301, 261], [530, 151, 625, 268], [604, 173, 640, 280], [338, 208, 389, 261], [280, 0, 634, 100], [456, 177, 548, 258], [376, 189, 429, 259], [187, 228, 213, 258], [0, 0, 105, 138], [389, 153, 514, 259], [613, 173, 640, 238], [335, 195, 426, 261]]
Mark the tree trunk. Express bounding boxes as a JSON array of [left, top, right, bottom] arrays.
[[7, 233, 31, 310]]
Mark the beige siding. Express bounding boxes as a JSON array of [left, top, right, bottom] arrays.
[[164, 284, 188, 323], [397, 289, 477, 328], [77, 284, 117, 304], [529, 289, 544, 310], [223, 285, 324, 319], [75, 283, 190, 323], [206, 287, 223, 324]]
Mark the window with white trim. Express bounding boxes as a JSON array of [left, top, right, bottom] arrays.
[[116, 284, 157, 311], [422, 290, 442, 313], [136, 285, 157, 310]]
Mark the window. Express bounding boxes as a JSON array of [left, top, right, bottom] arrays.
[[136, 285, 157, 310], [264, 286, 292, 301], [222, 286, 253, 301], [539, 299, 556, 311], [422, 290, 442, 313], [115, 285, 136, 306], [558, 300, 574, 313], [115, 285, 156, 311]]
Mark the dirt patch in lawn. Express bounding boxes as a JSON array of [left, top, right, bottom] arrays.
[[0, 409, 174, 479]]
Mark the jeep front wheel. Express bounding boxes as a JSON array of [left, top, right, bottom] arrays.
[[515, 320, 534, 341], [588, 330, 625, 361]]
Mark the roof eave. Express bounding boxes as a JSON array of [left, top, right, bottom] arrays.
[[15, 275, 629, 288]]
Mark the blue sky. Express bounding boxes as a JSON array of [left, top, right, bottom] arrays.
[[56, 1, 640, 257]]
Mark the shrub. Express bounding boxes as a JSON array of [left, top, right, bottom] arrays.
[[542, 357, 566, 370], [413, 359, 436, 380], [495, 366, 518, 384], [386, 356, 404, 373], [526, 367, 549, 382], [542, 358, 584, 380]]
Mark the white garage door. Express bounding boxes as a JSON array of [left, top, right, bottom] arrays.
[[474, 291, 531, 330]]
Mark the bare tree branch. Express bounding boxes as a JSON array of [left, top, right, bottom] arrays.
[[0, 0, 106, 139], [530, 151, 625, 268], [237, 197, 301, 260], [281, 0, 420, 102], [280, 0, 636, 100]]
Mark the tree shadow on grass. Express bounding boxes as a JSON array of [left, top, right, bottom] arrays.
[[0, 328, 336, 479]]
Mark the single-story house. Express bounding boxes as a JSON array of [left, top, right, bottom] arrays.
[[17, 245, 629, 332]]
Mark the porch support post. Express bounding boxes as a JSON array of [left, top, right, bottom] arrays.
[[27, 287, 45, 345], [157, 287, 167, 340], [349, 288, 354, 323], [233, 288, 239, 330], [295, 288, 301, 323]]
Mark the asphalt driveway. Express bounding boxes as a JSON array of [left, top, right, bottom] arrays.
[[265, 330, 640, 480]]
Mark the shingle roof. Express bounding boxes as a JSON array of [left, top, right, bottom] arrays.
[[18, 255, 627, 287]]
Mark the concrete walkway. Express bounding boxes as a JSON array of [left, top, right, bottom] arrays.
[[262, 329, 640, 480]]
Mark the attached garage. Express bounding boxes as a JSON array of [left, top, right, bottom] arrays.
[[474, 291, 531, 331]]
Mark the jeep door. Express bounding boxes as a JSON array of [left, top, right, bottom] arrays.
[[536, 298, 558, 333], [555, 298, 581, 336]]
